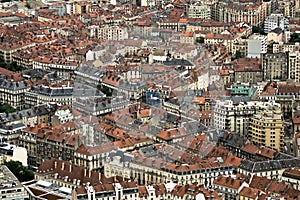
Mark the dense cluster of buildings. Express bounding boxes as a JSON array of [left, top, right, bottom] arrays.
[[0, 0, 300, 199]]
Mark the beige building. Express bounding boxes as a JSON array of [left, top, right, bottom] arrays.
[[186, 4, 211, 19], [180, 31, 195, 44], [249, 106, 284, 151]]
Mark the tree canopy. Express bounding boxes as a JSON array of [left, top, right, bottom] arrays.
[[4, 160, 34, 182], [0, 104, 16, 113]]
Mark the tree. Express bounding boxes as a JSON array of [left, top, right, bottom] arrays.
[[196, 37, 205, 43], [100, 86, 112, 96], [252, 26, 266, 35], [4, 160, 34, 182], [289, 33, 300, 43], [0, 104, 16, 113]]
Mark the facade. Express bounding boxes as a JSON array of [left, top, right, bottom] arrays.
[[96, 25, 128, 41], [211, 1, 263, 26], [0, 75, 29, 109], [0, 142, 27, 166], [230, 84, 253, 97], [213, 176, 247, 200], [25, 85, 73, 108], [186, 4, 211, 19], [264, 13, 289, 33], [0, 165, 28, 200], [288, 51, 300, 82], [247, 34, 267, 58], [74, 143, 116, 171], [213, 100, 281, 136], [104, 150, 234, 187], [249, 107, 284, 151], [33, 57, 79, 80], [261, 52, 288, 81]]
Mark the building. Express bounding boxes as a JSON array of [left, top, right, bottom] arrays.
[[51, 105, 73, 126], [104, 149, 234, 187], [213, 176, 248, 200], [25, 84, 73, 108], [0, 72, 29, 109], [230, 83, 253, 97], [0, 141, 27, 166], [233, 58, 262, 85], [26, 158, 139, 200], [34, 122, 79, 166], [261, 52, 288, 81], [74, 142, 116, 171], [288, 51, 300, 82], [247, 34, 267, 58], [0, 165, 28, 200], [213, 100, 281, 136], [249, 105, 284, 151], [186, 4, 211, 19], [282, 168, 300, 191], [96, 25, 128, 41], [264, 13, 289, 33], [211, 1, 263, 27]]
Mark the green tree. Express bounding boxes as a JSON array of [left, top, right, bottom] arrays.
[[0, 104, 16, 113], [100, 86, 112, 96], [196, 37, 205, 43], [252, 26, 266, 35], [4, 160, 34, 182], [289, 33, 300, 43]]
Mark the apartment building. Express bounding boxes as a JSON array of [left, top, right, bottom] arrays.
[[249, 107, 284, 151], [264, 13, 289, 33], [0, 165, 28, 200], [25, 84, 73, 108], [247, 34, 267, 58], [213, 100, 282, 136], [0, 73, 29, 109], [34, 122, 79, 166], [29, 158, 139, 200], [213, 176, 247, 200], [94, 25, 129, 41], [261, 52, 288, 81], [74, 142, 116, 171], [272, 42, 300, 53], [33, 57, 79, 80], [104, 149, 234, 187], [288, 51, 300, 82], [211, 1, 263, 26], [186, 4, 211, 19], [232, 38, 248, 58], [233, 57, 262, 84], [282, 168, 300, 191]]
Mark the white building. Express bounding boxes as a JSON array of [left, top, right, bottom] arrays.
[[0, 165, 29, 200], [288, 51, 300, 82], [264, 13, 289, 33], [213, 100, 282, 135], [0, 141, 28, 166], [247, 34, 267, 58]]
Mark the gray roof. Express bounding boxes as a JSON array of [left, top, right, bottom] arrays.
[[29, 85, 73, 96], [0, 76, 28, 90], [239, 158, 300, 172]]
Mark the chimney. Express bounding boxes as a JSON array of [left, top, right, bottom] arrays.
[[114, 176, 117, 182], [54, 161, 57, 169], [69, 163, 72, 172], [84, 168, 87, 177], [98, 173, 101, 181], [61, 162, 65, 171], [89, 170, 91, 178]]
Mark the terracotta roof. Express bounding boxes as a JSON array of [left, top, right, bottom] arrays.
[[239, 187, 261, 199], [213, 176, 243, 190]]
